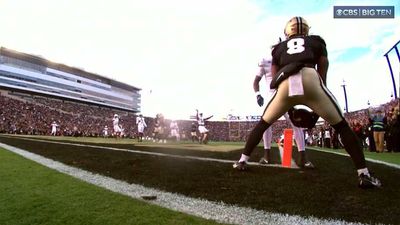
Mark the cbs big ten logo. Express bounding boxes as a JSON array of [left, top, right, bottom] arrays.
[[361, 8, 391, 16], [335, 6, 394, 18], [336, 8, 359, 16]]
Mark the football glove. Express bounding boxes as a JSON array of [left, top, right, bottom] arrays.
[[288, 107, 319, 129], [256, 94, 264, 107]]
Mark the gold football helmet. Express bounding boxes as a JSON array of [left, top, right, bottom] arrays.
[[284, 16, 310, 38]]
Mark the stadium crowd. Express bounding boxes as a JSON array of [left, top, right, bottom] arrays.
[[0, 90, 399, 152]]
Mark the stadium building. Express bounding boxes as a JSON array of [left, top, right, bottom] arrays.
[[0, 47, 141, 112]]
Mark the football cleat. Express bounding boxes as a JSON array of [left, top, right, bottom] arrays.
[[297, 152, 314, 169], [233, 161, 247, 171], [358, 174, 382, 189], [302, 161, 315, 169], [259, 157, 271, 165]]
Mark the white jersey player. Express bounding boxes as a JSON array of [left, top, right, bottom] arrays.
[[254, 58, 313, 168], [196, 109, 213, 144], [112, 114, 122, 137], [50, 121, 58, 136], [136, 114, 147, 142], [103, 125, 109, 137], [169, 120, 180, 141]]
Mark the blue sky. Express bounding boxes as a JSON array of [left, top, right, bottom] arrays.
[[0, 0, 399, 120], [255, 0, 333, 16]]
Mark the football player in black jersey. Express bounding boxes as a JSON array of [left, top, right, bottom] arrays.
[[234, 17, 381, 189]]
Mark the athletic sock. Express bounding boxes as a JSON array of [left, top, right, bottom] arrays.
[[332, 120, 366, 169], [357, 168, 370, 177], [263, 148, 271, 162], [243, 120, 271, 156], [239, 154, 250, 163]]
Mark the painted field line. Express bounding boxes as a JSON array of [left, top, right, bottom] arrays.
[[0, 143, 366, 225], [307, 146, 400, 170], [0, 135, 296, 169]]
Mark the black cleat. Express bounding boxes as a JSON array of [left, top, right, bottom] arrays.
[[233, 161, 247, 171], [358, 174, 382, 189], [259, 157, 271, 165], [301, 161, 315, 169], [298, 152, 315, 169]]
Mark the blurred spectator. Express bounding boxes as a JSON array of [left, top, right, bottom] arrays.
[[323, 124, 332, 148], [369, 108, 387, 153], [136, 114, 147, 142], [0, 90, 398, 148], [190, 122, 199, 143], [352, 121, 366, 149], [386, 105, 400, 152], [365, 119, 376, 152], [169, 120, 180, 142]]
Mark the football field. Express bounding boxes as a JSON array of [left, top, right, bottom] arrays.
[[1, 134, 399, 225]]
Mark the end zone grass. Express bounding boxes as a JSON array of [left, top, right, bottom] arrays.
[[1, 135, 400, 224], [0, 147, 226, 225]]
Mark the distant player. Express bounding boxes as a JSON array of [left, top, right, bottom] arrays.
[[234, 16, 381, 189], [169, 120, 180, 141], [196, 109, 213, 144], [112, 114, 122, 138], [136, 114, 147, 142], [190, 122, 198, 143], [153, 113, 166, 143], [50, 121, 58, 136], [254, 57, 314, 168], [103, 125, 109, 137]]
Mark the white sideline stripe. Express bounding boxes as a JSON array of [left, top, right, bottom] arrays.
[[1, 135, 297, 169], [0, 142, 366, 225], [307, 147, 400, 170]]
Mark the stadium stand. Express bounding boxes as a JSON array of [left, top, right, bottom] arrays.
[[2, 89, 397, 149]]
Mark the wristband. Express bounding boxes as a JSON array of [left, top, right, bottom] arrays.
[[255, 91, 260, 96]]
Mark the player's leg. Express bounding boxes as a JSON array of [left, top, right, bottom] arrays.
[[198, 128, 203, 143], [153, 130, 159, 142], [235, 80, 293, 169], [191, 132, 195, 142], [376, 131, 384, 152], [301, 68, 380, 188], [202, 127, 209, 144], [203, 132, 208, 144], [260, 127, 272, 164]]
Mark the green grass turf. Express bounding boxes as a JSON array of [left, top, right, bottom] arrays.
[[0, 146, 227, 225], [1, 135, 400, 224], [309, 146, 400, 165], [15, 134, 400, 166]]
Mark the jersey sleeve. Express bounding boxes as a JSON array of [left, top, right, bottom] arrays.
[[271, 43, 284, 66], [311, 35, 328, 57]]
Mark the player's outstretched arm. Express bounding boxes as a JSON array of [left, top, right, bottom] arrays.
[[205, 115, 213, 120], [253, 76, 264, 107]]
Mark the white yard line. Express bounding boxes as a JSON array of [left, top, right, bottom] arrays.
[[307, 147, 400, 170], [0, 142, 366, 225], [1, 135, 296, 169]]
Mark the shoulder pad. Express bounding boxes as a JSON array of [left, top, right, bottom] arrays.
[[310, 35, 326, 46]]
